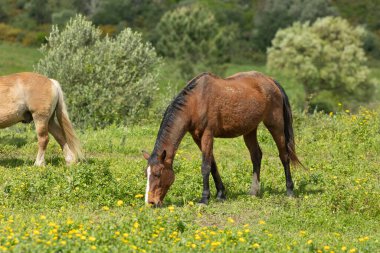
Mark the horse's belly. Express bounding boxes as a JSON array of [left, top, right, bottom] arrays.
[[0, 105, 25, 128]]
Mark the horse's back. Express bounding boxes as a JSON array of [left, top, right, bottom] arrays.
[[188, 71, 283, 137]]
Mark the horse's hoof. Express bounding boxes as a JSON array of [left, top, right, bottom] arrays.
[[216, 191, 226, 201], [249, 189, 260, 196], [287, 190, 295, 198], [198, 197, 209, 205]]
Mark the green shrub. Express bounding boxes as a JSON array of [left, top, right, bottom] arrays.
[[267, 16, 377, 109], [36, 15, 160, 128], [155, 5, 235, 79]]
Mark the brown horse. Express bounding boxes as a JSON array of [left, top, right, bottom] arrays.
[[0, 72, 83, 166], [143, 71, 302, 206]]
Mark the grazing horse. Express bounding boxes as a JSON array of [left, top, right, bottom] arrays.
[[143, 71, 303, 206], [0, 72, 83, 166]]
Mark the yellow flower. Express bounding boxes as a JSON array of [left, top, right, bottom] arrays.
[[329, 112, 334, 117], [102, 206, 109, 211], [117, 200, 124, 206], [258, 220, 266, 225], [168, 206, 175, 212], [188, 201, 194, 206], [345, 109, 350, 113], [307, 240, 313, 245], [239, 237, 246, 242], [66, 218, 74, 225], [60, 240, 67, 246], [227, 217, 235, 223], [90, 245, 97, 250], [211, 241, 221, 247], [89, 236, 96, 242], [133, 221, 139, 229], [252, 243, 260, 248], [39, 215, 47, 220], [191, 244, 196, 248], [349, 248, 356, 253], [341, 246, 347, 251], [135, 194, 144, 198], [324, 245, 330, 250]]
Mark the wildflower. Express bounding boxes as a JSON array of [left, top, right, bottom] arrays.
[[239, 237, 246, 242], [211, 241, 221, 247], [307, 240, 313, 245], [341, 246, 347, 251], [252, 243, 260, 248], [89, 236, 96, 242], [299, 230, 306, 236], [345, 109, 350, 113], [102, 206, 110, 211], [168, 206, 175, 212], [324, 245, 330, 250], [329, 112, 333, 117], [188, 201, 194, 206], [117, 200, 124, 206], [133, 221, 139, 229], [135, 194, 144, 198], [90, 245, 97, 250], [66, 218, 74, 225], [258, 220, 266, 225], [191, 244, 196, 248], [39, 215, 47, 220], [349, 248, 356, 253], [227, 217, 235, 223], [60, 241, 67, 246]]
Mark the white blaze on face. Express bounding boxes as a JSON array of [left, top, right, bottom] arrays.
[[145, 166, 151, 203]]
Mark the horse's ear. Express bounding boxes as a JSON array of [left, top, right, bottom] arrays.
[[159, 150, 167, 162], [142, 150, 150, 160]]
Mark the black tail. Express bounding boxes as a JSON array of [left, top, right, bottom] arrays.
[[273, 80, 303, 167]]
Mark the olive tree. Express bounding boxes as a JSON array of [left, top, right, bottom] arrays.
[[155, 5, 235, 79], [267, 16, 376, 108], [36, 15, 160, 127]]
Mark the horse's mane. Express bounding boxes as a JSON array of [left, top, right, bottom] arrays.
[[152, 72, 209, 155]]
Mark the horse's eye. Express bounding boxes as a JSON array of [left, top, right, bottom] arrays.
[[152, 171, 161, 178]]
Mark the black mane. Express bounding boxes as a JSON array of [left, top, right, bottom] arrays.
[[151, 72, 209, 155]]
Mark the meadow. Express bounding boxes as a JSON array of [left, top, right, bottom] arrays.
[[0, 43, 379, 252]]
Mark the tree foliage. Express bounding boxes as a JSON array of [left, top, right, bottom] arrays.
[[155, 4, 235, 79], [253, 0, 337, 51], [36, 15, 160, 127], [267, 16, 376, 108]]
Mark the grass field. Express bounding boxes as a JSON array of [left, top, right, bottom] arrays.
[[1, 108, 379, 252], [0, 43, 379, 252]]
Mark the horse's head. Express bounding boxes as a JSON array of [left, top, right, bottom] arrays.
[[143, 150, 175, 207]]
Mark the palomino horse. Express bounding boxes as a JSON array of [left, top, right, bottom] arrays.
[[0, 72, 82, 166], [143, 71, 302, 206]]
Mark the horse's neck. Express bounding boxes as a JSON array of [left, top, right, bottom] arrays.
[[154, 115, 189, 161]]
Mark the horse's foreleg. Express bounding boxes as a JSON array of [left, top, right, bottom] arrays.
[[48, 119, 75, 165], [192, 134, 226, 201], [34, 119, 49, 166], [199, 131, 214, 205]]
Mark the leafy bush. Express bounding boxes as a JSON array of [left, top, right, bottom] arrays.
[[155, 5, 235, 79], [267, 16, 377, 109], [36, 15, 160, 127], [253, 0, 337, 51]]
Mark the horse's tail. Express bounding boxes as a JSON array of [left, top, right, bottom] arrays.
[[51, 79, 84, 161], [273, 80, 303, 167]]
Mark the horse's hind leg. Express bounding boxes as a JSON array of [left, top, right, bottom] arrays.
[[243, 128, 262, 196], [33, 118, 49, 166], [191, 134, 226, 202], [48, 118, 75, 165], [265, 123, 294, 197]]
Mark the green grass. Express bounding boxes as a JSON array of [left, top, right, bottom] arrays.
[[0, 108, 379, 252], [0, 42, 41, 75]]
